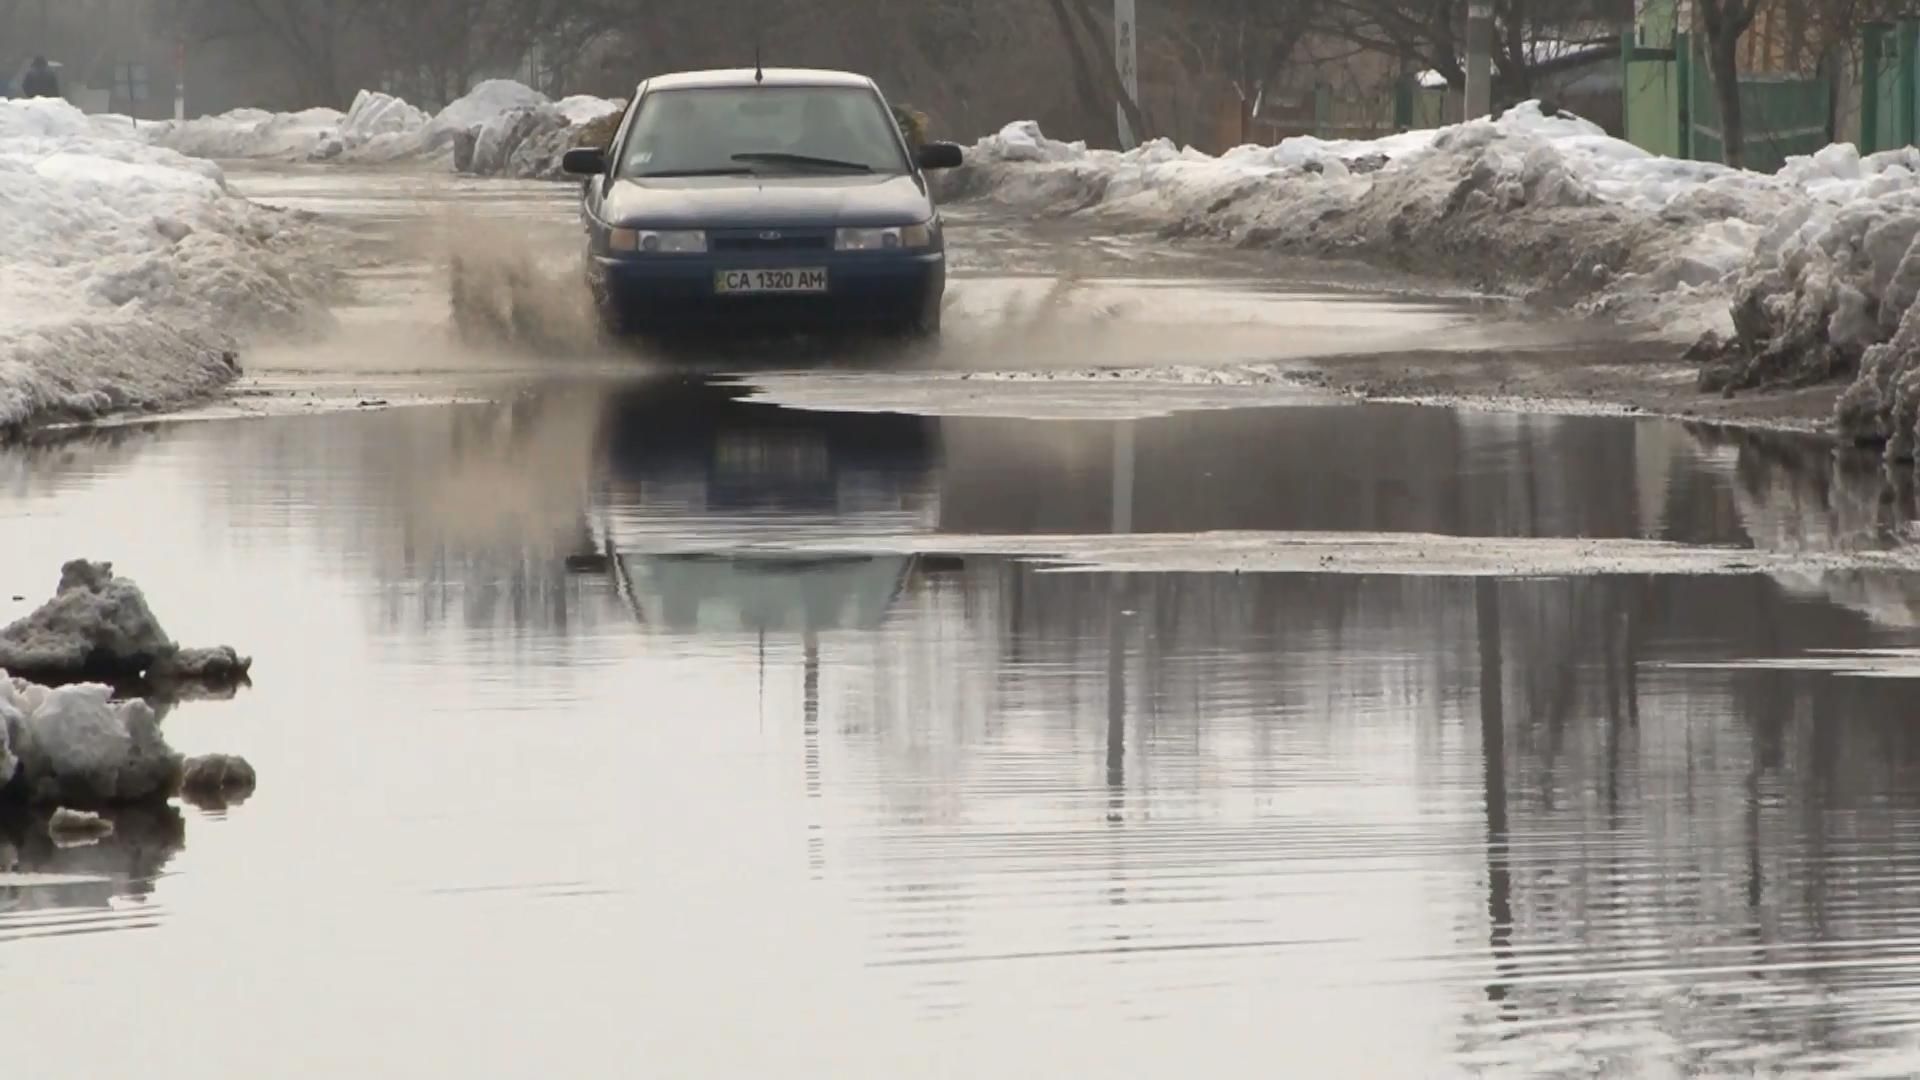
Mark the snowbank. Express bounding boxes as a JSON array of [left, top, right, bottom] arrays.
[[457, 99, 622, 180], [157, 106, 344, 160], [150, 79, 620, 178], [0, 560, 252, 684], [1680, 144, 1920, 452], [0, 98, 336, 430], [947, 104, 1920, 446], [943, 105, 1813, 331]]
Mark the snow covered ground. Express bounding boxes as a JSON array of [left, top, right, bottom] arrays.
[[0, 98, 338, 432], [150, 79, 621, 178], [943, 104, 1920, 448]]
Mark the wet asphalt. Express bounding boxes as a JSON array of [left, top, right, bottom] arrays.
[[2, 168, 1920, 1078]]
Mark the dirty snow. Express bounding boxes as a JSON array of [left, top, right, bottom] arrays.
[[946, 105, 1912, 336], [156, 106, 344, 160], [0, 560, 252, 683], [147, 79, 618, 177], [0, 677, 181, 804], [947, 103, 1920, 448], [0, 98, 336, 430]]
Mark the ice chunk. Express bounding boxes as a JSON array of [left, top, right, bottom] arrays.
[[181, 754, 257, 811], [0, 560, 252, 683], [4, 680, 182, 805], [2, 671, 258, 810]]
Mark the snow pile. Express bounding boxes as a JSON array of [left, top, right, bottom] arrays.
[[0, 98, 336, 430], [948, 104, 1920, 446], [0, 560, 252, 684], [944, 104, 1803, 329], [433, 78, 548, 133], [555, 94, 622, 126], [157, 106, 344, 160], [301, 90, 430, 162], [0, 678, 182, 804], [457, 99, 621, 180], [152, 79, 620, 178], [1680, 144, 1920, 452]]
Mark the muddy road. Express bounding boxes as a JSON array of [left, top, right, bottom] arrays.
[[2, 167, 1917, 1078]]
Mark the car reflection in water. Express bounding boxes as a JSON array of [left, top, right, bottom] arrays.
[[571, 377, 942, 636]]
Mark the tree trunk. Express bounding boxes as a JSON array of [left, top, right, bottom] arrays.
[[1708, 28, 1745, 169]]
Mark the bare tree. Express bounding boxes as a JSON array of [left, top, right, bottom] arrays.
[[183, 0, 368, 103], [1169, 0, 1326, 142], [1696, 0, 1760, 168]]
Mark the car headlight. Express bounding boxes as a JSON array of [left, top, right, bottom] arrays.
[[609, 228, 707, 254], [835, 222, 936, 251]]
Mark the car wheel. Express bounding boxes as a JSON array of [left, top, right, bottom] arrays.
[[904, 296, 943, 340], [596, 298, 640, 344]]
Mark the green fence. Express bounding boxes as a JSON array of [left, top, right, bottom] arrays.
[[1625, 45, 1831, 171], [1689, 71, 1831, 172], [1860, 21, 1920, 154]]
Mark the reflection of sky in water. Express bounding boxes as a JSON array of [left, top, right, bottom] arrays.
[[2, 386, 1920, 1076]]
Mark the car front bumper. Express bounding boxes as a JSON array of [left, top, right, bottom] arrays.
[[589, 249, 945, 333]]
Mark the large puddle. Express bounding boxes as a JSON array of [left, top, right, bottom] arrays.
[[4, 377, 1920, 1076]]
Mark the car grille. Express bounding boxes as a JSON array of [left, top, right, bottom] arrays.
[[710, 230, 832, 252]]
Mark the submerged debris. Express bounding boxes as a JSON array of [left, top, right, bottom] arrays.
[[181, 754, 258, 811], [0, 560, 253, 685], [48, 807, 113, 844]]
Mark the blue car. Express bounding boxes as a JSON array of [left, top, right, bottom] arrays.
[[563, 68, 965, 340]]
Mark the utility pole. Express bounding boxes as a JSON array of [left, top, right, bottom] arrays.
[[1115, 0, 1139, 149], [174, 38, 187, 121], [1465, 0, 1493, 120]]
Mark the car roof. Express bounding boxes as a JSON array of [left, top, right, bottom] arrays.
[[641, 68, 877, 93]]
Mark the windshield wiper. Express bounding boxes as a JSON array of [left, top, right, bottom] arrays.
[[730, 152, 874, 173], [633, 167, 756, 177]]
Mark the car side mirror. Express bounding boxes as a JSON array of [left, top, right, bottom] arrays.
[[563, 147, 608, 176], [916, 142, 963, 170]]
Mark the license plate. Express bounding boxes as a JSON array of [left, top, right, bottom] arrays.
[[715, 268, 828, 294]]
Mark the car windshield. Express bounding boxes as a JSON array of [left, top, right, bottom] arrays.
[[617, 85, 908, 178]]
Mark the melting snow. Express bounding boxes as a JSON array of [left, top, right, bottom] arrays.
[[0, 98, 334, 431], [0, 678, 180, 805], [0, 560, 252, 684]]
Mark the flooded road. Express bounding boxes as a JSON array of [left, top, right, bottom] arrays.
[[5, 376, 1920, 1077], [8, 168, 1920, 1077]]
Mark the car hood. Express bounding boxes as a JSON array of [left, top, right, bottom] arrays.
[[601, 173, 934, 229]]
